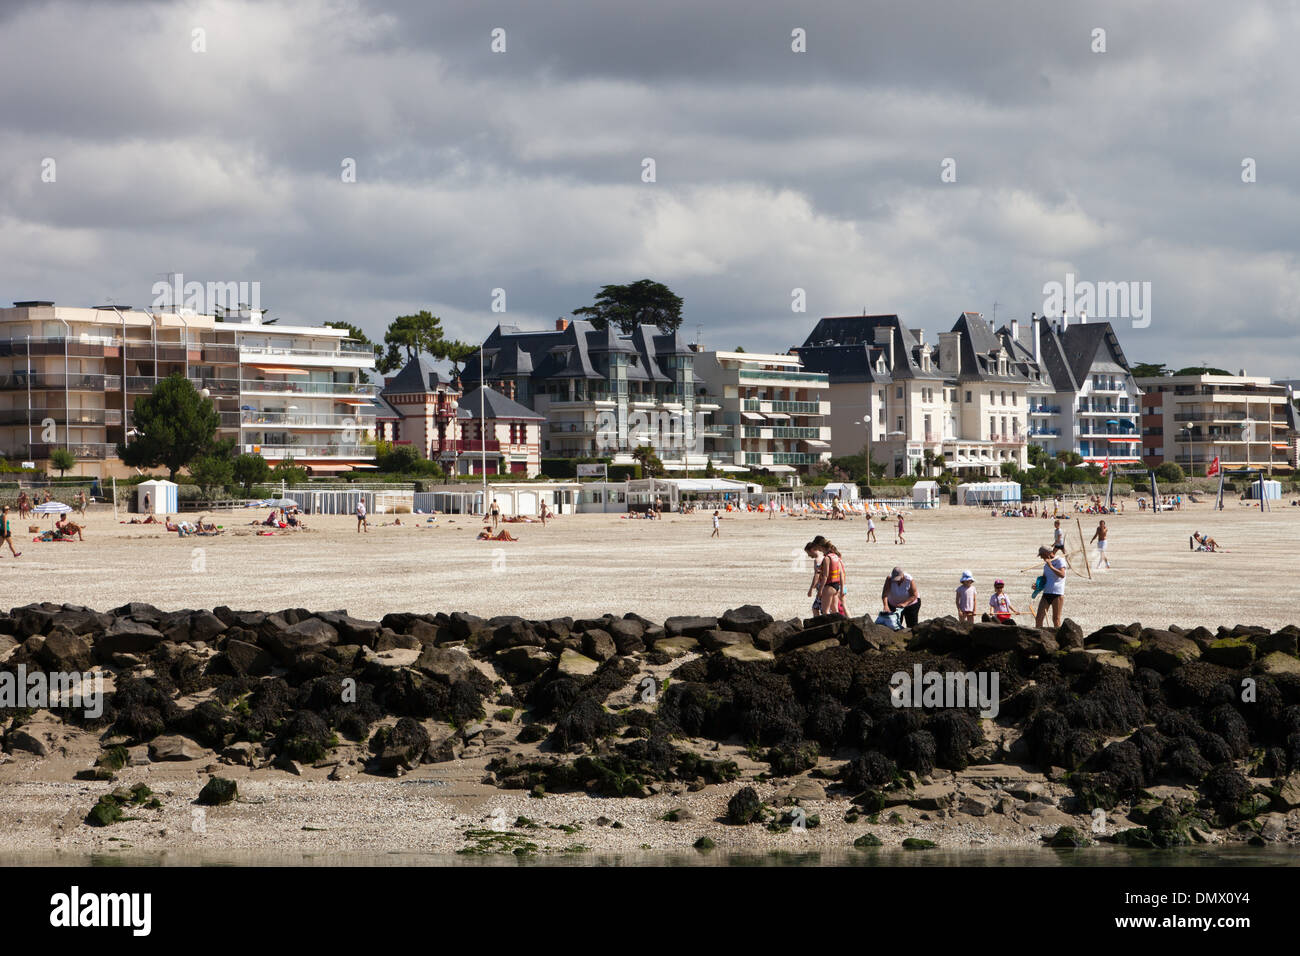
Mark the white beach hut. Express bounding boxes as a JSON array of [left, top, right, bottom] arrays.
[[137, 479, 178, 514]]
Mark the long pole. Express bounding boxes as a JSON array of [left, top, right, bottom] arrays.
[[26, 335, 32, 453], [480, 342, 487, 512]]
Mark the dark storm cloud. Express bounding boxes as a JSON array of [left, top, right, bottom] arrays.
[[0, 0, 1298, 374]]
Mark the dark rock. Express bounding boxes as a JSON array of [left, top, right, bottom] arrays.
[[720, 605, 774, 636]]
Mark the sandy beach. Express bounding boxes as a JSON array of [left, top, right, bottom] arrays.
[[1, 497, 1295, 631], [2, 496, 1298, 860]]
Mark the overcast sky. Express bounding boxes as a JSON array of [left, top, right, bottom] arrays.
[[2, 0, 1298, 375]]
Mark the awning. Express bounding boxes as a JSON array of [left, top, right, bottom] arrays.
[[248, 364, 309, 374], [741, 411, 765, 422], [764, 465, 796, 473], [802, 439, 830, 448], [766, 412, 791, 420], [1106, 437, 1138, 442], [335, 397, 374, 405]]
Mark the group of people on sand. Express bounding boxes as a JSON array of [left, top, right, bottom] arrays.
[[166, 515, 220, 536]]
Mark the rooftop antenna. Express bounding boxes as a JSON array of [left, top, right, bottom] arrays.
[[992, 300, 999, 325]]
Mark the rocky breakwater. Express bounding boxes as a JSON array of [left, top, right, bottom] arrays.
[[2, 601, 1300, 848]]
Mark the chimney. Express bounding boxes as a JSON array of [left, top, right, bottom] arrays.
[[1032, 313, 1042, 364], [916, 329, 925, 346], [939, 331, 961, 376], [556, 318, 570, 331], [1079, 310, 1087, 325], [1011, 317, 1020, 343], [1060, 310, 1068, 331]]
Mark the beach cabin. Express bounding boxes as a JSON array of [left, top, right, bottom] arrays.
[[1248, 479, 1282, 500], [955, 480, 1021, 506], [912, 480, 940, 509], [821, 482, 860, 502], [136, 479, 178, 514]]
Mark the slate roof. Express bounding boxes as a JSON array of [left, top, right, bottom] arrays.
[[381, 354, 456, 394], [456, 385, 545, 421], [463, 319, 693, 387]]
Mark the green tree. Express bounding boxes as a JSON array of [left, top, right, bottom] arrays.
[[1173, 365, 1230, 376], [232, 452, 271, 495], [49, 447, 76, 476], [117, 374, 220, 481], [631, 444, 665, 477], [572, 279, 684, 334], [1130, 362, 1169, 378], [1155, 462, 1185, 482], [189, 451, 234, 499], [441, 340, 477, 379], [378, 311, 448, 373], [271, 456, 307, 486]]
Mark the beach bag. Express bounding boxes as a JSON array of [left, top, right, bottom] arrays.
[[875, 609, 903, 631], [1031, 575, 1045, 599]]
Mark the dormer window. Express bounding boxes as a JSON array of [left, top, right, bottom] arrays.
[[997, 350, 1008, 376]]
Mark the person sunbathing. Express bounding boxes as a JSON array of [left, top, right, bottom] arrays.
[[55, 516, 85, 541], [1191, 531, 1221, 552]]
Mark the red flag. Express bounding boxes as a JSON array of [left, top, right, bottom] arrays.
[[1207, 456, 1220, 477], [1100, 455, 1110, 475]]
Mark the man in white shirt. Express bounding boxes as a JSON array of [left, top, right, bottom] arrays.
[[356, 499, 368, 533]]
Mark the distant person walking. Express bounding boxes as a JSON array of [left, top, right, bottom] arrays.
[[895, 512, 906, 545], [1, 506, 20, 557], [866, 515, 877, 543], [355, 499, 368, 533], [490, 498, 501, 530], [1034, 545, 1068, 628], [1090, 520, 1110, 569], [711, 510, 721, 537], [1051, 519, 1065, 554], [882, 566, 921, 628]]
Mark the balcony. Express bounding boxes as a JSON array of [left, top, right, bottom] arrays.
[[240, 443, 374, 459], [26, 442, 116, 460], [239, 412, 377, 429], [443, 439, 502, 453], [549, 423, 600, 435], [239, 342, 375, 362], [0, 408, 123, 427], [741, 399, 828, 415], [1027, 405, 1061, 415], [0, 373, 121, 392], [1027, 428, 1061, 437], [240, 379, 378, 397]]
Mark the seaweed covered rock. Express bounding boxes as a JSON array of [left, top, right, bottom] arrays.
[[727, 786, 764, 825]]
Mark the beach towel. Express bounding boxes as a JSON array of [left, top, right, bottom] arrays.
[[1031, 574, 1045, 599]]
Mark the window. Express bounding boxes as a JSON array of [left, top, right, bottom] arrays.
[[897, 416, 904, 432], [989, 416, 996, 438], [896, 387, 903, 399], [965, 390, 972, 403]]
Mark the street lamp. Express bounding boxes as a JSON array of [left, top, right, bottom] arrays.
[[853, 415, 873, 486], [1178, 426, 1191, 477]]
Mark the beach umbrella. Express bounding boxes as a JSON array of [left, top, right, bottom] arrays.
[[33, 501, 72, 515], [266, 498, 297, 508]]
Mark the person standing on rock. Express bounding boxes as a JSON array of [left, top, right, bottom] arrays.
[[882, 566, 921, 628], [955, 570, 976, 623], [1034, 545, 1067, 628], [988, 579, 1017, 623]]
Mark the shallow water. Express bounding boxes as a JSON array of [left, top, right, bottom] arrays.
[[4, 846, 1296, 867]]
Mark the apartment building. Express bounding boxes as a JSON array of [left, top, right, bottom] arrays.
[[0, 300, 377, 478], [463, 318, 712, 471], [1137, 372, 1299, 475], [796, 312, 1037, 477], [1003, 313, 1143, 465], [692, 350, 832, 473]]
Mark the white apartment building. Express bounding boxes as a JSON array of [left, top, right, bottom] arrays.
[[0, 300, 377, 477], [1005, 312, 1143, 465], [693, 350, 832, 473], [797, 313, 1036, 477], [1138, 372, 1299, 475]]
